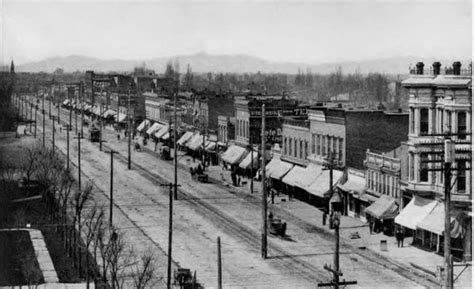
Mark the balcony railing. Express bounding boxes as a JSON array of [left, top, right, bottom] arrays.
[[365, 151, 401, 171]]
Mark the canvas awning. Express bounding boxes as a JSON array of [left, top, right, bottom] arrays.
[[395, 196, 437, 230], [265, 157, 294, 180], [282, 165, 306, 187], [221, 145, 247, 165], [205, 141, 217, 152], [239, 150, 259, 169], [306, 169, 344, 198], [92, 106, 101, 116], [103, 109, 117, 118], [187, 134, 204, 151], [293, 164, 322, 190], [63, 99, 70, 106], [136, 119, 150, 132], [115, 113, 127, 123], [338, 173, 366, 194], [162, 132, 170, 140], [365, 195, 399, 220], [154, 125, 169, 139], [177, 131, 194, 145], [146, 123, 163, 135], [417, 201, 464, 238]]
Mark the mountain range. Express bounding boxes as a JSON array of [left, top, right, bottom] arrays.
[[13, 53, 471, 75]]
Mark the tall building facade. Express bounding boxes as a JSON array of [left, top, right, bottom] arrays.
[[399, 61, 472, 260]]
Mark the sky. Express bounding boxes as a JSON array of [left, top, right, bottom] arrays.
[[1, 0, 472, 65]]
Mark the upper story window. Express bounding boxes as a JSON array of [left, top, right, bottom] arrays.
[[420, 153, 429, 182], [457, 161, 466, 193], [410, 108, 415, 134], [458, 111, 467, 140], [420, 108, 429, 135]]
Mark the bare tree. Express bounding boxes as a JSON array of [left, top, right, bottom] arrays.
[[103, 226, 134, 289], [84, 204, 104, 288], [19, 144, 40, 184], [130, 249, 159, 289], [71, 182, 93, 275]]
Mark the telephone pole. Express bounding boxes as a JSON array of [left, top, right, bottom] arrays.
[[127, 89, 132, 170], [173, 83, 178, 200], [250, 136, 254, 194], [80, 81, 84, 138], [34, 104, 37, 138], [99, 102, 104, 151], [51, 116, 57, 155], [105, 150, 118, 225], [261, 103, 267, 259], [320, 213, 357, 288], [159, 182, 180, 289], [444, 139, 454, 289], [217, 236, 222, 289], [42, 94, 45, 147], [74, 134, 82, 194]]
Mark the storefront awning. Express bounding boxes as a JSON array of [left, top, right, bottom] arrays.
[[115, 113, 127, 123], [63, 99, 70, 106], [103, 109, 117, 118], [162, 132, 170, 140], [205, 141, 217, 152], [417, 201, 464, 238], [221, 145, 247, 165], [306, 169, 344, 198], [365, 195, 399, 220], [154, 125, 169, 139], [146, 122, 163, 135], [338, 173, 365, 194], [395, 196, 437, 230], [187, 134, 204, 151], [293, 164, 322, 190], [265, 157, 294, 180], [177, 131, 194, 145], [136, 119, 150, 132], [282, 165, 306, 187], [239, 150, 258, 169]]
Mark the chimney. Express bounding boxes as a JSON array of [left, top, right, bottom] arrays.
[[416, 62, 424, 75], [452, 62, 461, 75], [432, 62, 441, 75]]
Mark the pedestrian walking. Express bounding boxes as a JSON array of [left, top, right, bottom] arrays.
[[396, 228, 402, 247], [400, 229, 405, 247], [237, 176, 241, 186], [369, 220, 373, 234], [322, 212, 327, 226], [117, 134, 120, 141], [60, 126, 62, 133]]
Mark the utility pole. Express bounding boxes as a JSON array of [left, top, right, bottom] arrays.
[[320, 213, 357, 288], [57, 93, 60, 125], [250, 136, 254, 194], [49, 93, 52, 119], [105, 150, 118, 225], [217, 236, 222, 289], [261, 103, 267, 259], [99, 102, 103, 151], [42, 94, 45, 147], [420, 133, 472, 288], [159, 182, 180, 289], [80, 81, 84, 138], [34, 104, 37, 138], [74, 134, 82, 195], [444, 139, 454, 289], [127, 89, 132, 170], [75, 88, 78, 136], [173, 85, 178, 200], [51, 116, 57, 155]]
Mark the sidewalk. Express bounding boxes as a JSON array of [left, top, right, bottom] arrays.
[[106, 127, 471, 288], [169, 150, 472, 288]]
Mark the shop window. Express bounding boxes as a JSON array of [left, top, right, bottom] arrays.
[[322, 136, 326, 156], [289, 138, 292, 156], [312, 134, 316, 154], [420, 109, 429, 135], [304, 141, 308, 159]]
